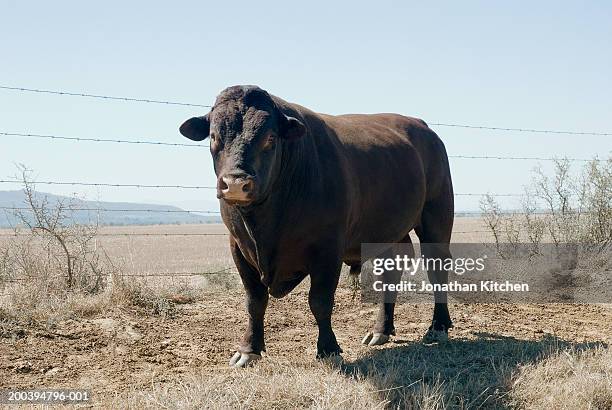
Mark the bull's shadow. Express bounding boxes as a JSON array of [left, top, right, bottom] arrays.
[[339, 332, 607, 409]]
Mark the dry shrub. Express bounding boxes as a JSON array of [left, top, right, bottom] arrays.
[[509, 345, 612, 409], [481, 156, 612, 252], [0, 232, 117, 322], [8, 165, 108, 291], [0, 166, 199, 322], [0, 260, 202, 322], [0, 166, 111, 323]]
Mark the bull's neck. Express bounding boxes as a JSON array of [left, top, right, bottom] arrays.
[[229, 133, 317, 275]]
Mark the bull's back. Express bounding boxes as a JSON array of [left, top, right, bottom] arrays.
[[318, 113, 449, 247]]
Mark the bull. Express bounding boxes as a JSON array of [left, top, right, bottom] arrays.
[[180, 85, 454, 367]]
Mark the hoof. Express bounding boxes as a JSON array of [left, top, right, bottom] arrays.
[[229, 351, 261, 368], [361, 332, 390, 346], [422, 328, 449, 345]]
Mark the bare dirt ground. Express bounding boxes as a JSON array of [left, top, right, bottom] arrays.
[[1, 219, 610, 408], [1, 288, 611, 407]]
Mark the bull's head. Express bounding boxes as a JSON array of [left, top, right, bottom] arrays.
[[180, 86, 306, 207]]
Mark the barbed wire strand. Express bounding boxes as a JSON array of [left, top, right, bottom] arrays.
[[448, 154, 599, 162], [0, 206, 220, 214], [0, 272, 239, 284], [1, 132, 204, 148], [0, 232, 228, 237], [429, 122, 612, 136], [3, 131, 603, 162], [0, 180, 216, 189], [0, 85, 211, 108], [0, 207, 501, 217], [0, 230, 494, 237], [0, 180, 523, 196], [1, 85, 611, 136]]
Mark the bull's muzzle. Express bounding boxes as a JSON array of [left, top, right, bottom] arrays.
[[217, 174, 255, 205]]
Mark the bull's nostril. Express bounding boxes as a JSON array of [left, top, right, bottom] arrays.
[[219, 178, 229, 191]]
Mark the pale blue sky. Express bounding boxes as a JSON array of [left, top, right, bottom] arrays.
[[1, 1, 610, 211]]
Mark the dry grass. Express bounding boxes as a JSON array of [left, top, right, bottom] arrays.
[[110, 276, 201, 318], [103, 338, 611, 409], [105, 358, 458, 410], [105, 360, 387, 410], [0, 285, 112, 322], [0, 273, 222, 323], [96, 223, 235, 274], [509, 345, 612, 409]]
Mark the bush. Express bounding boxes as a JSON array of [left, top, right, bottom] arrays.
[[2, 165, 108, 292], [481, 156, 611, 253]]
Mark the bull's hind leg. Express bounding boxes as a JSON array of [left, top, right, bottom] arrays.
[[308, 248, 344, 359], [362, 238, 414, 346], [415, 193, 454, 343]]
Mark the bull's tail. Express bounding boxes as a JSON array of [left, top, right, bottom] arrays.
[[349, 264, 361, 299]]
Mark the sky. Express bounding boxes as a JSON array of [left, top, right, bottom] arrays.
[[1, 1, 611, 212]]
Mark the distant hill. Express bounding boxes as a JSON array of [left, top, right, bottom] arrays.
[[0, 190, 221, 227]]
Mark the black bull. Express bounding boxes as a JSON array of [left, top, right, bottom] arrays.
[[180, 85, 454, 367]]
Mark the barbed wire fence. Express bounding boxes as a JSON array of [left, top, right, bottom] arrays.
[[1, 84, 610, 286]]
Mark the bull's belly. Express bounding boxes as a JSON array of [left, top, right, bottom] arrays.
[[342, 211, 420, 266], [267, 271, 308, 298], [342, 230, 414, 265]]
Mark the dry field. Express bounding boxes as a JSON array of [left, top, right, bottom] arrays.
[[0, 218, 611, 409]]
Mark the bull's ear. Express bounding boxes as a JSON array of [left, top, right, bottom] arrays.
[[281, 115, 306, 140], [179, 114, 210, 141]]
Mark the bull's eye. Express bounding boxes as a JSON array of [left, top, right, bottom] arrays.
[[210, 133, 221, 147], [209, 133, 222, 153], [262, 134, 276, 150]]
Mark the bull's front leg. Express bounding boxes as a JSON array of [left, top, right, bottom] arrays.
[[309, 258, 343, 359], [229, 240, 268, 368]]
